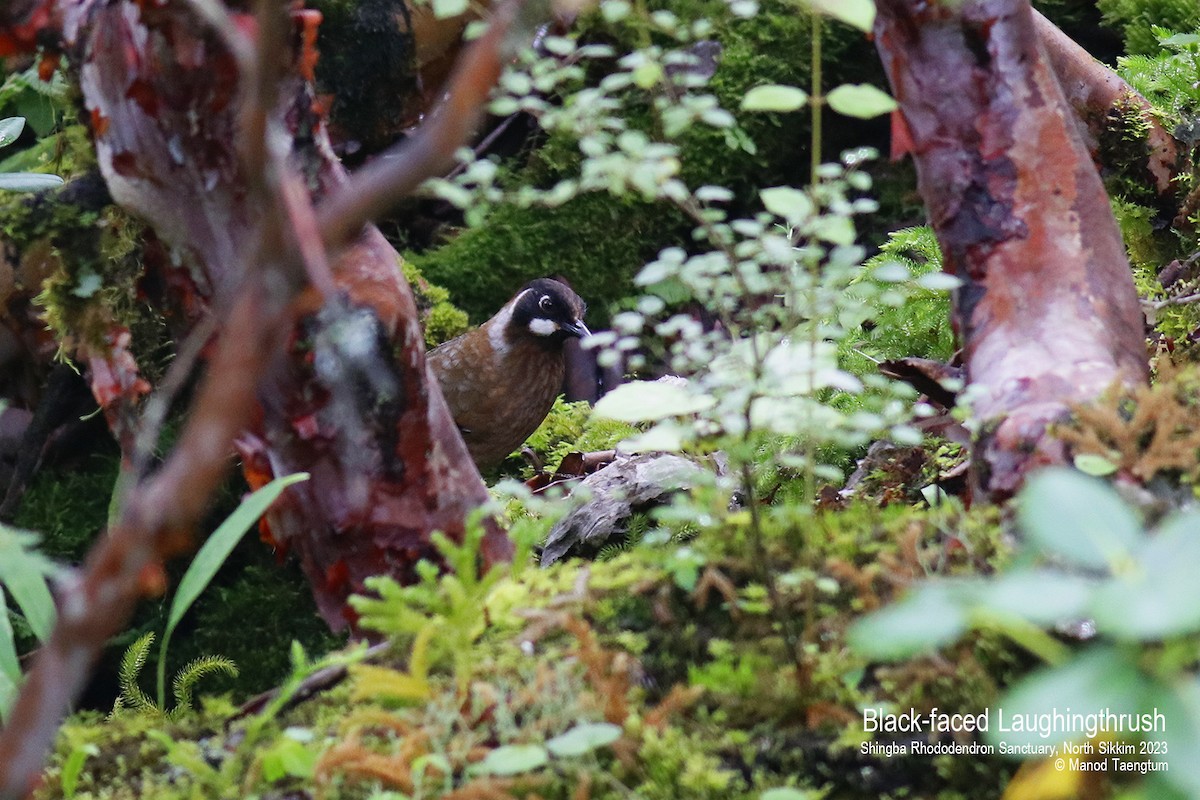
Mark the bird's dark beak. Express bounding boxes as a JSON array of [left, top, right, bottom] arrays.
[[563, 320, 592, 339]]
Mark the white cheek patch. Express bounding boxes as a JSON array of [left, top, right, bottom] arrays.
[[529, 318, 559, 336]]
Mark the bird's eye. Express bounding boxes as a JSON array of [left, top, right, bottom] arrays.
[[538, 295, 553, 312]]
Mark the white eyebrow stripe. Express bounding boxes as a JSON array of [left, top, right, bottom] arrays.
[[509, 289, 533, 309]]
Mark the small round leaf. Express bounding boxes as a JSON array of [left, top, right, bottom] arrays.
[[760, 186, 813, 224], [741, 85, 808, 112], [0, 117, 26, 149], [805, 0, 875, 32], [761, 789, 815, 800], [1073, 453, 1117, 477], [847, 582, 970, 660], [479, 745, 549, 776], [826, 84, 898, 119], [546, 723, 622, 757]]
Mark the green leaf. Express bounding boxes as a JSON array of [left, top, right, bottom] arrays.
[[761, 790, 816, 800], [1160, 33, 1200, 49], [1091, 512, 1200, 640], [1017, 468, 1141, 570], [804, 0, 875, 32], [546, 723, 622, 757], [0, 524, 57, 642], [987, 647, 1147, 751], [914, 271, 962, 291], [1152, 679, 1200, 796], [0, 592, 18, 722], [847, 582, 969, 660], [479, 744, 549, 775], [826, 84, 898, 119], [975, 570, 1093, 627], [0, 172, 64, 191], [157, 473, 308, 707], [741, 84, 808, 112], [760, 186, 814, 224], [617, 419, 690, 453], [594, 380, 715, 423], [0, 117, 24, 148], [1073, 453, 1117, 477], [60, 742, 99, 798], [261, 736, 317, 782], [430, 0, 468, 17], [816, 214, 855, 246]]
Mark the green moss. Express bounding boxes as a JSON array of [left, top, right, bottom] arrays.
[[1098, 0, 1200, 54], [408, 191, 679, 326], [33, 491, 1025, 800], [409, 0, 889, 325], [11, 452, 119, 563], [401, 259, 471, 346], [422, 301, 470, 346]]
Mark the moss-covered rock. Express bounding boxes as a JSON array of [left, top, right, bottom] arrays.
[[402, 259, 470, 346]]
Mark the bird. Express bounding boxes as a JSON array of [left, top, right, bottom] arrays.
[[427, 278, 591, 471]]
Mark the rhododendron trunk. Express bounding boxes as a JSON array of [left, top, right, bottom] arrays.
[[874, 0, 1149, 498], [7, 0, 511, 630]]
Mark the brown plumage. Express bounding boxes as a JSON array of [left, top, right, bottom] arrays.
[[428, 278, 590, 471]]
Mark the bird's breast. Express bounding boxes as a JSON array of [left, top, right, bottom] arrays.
[[428, 331, 567, 469]]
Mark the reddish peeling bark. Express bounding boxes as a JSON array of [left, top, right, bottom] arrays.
[[70, 0, 511, 629], [0, 0, 527, 790], [874, 0, 1149, 498]]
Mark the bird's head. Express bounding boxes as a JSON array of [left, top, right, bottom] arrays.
[[509, 278, 590, 342]]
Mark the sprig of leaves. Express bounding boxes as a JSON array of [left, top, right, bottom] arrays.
[[0, 116, 64, 192]]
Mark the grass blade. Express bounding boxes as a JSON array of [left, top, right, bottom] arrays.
[[156, 472, 308, 706]]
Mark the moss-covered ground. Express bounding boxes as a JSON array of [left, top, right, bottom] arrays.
[[33, 491, 1025, 800]]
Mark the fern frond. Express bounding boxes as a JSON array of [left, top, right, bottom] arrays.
[[171, 655, 238, 718]]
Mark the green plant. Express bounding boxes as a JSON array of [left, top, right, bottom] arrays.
[[57, 739, 99, 799], [0, 66, 69, 137], [351, 505, 541, 693], [850, 467, 1200, 797], [0, 116, 64, 191], [0, 524, 58, 721], [1099, 0, 1200, 54], [112, 631, 238, 718], [154, 472, 309, 708]]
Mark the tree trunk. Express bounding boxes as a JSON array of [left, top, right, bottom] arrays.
[[874, 0, 1149, 498]]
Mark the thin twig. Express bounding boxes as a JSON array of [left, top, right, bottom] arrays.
[[1147, 291, 1200, 310], [129, 313, 218, 480]]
